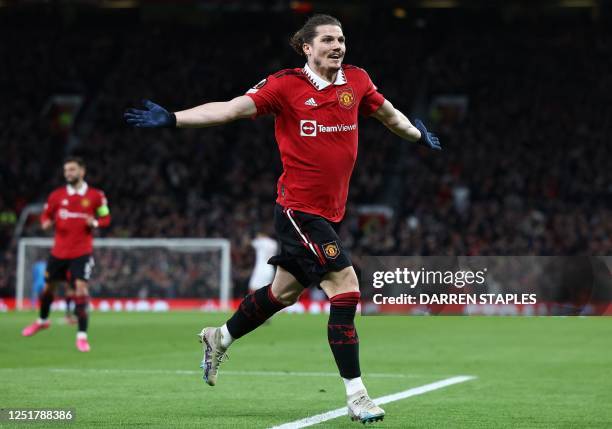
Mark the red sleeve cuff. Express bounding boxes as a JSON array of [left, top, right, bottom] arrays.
[[360, 93, 385, 117], [245, 93, 265, 119]]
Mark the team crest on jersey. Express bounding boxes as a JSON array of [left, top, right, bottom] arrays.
[[322, 241, 340, 259], [336, 87, 355, 109], [81, 198, 90, 208]]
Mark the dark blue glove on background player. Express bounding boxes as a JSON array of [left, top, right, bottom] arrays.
[[414, 119, 442, 150], [124, 100, 176, 128]]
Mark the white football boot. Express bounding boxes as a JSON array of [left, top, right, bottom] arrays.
[[347, 390, 385, 424], [198, 327, 228, 386]]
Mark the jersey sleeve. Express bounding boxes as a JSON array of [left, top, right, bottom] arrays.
[[358, 70, 386, 117], [244, 75, 284, 117], [40, 192, 57, 224], [95, 190, 111, 228]]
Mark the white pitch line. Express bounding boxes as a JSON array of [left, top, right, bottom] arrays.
[[268, 375, 477, 429], [42, 368, 425, 379]]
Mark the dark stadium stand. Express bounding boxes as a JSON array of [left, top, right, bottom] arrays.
[[0, 5, 610, 298]]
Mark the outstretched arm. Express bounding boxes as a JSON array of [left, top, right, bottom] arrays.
[[124, 96, 257, 129], [175, 96, 256, 128], [372, 100, 441, 150]]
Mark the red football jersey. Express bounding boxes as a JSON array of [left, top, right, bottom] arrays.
[[41, 183, 111, 259], [245, 64, 385, 222]]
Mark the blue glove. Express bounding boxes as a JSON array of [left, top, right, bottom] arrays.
[[414, 119, 441, 150], [124, 100, 176, 128]]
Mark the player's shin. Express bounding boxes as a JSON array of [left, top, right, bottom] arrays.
[[65, 297, 73, 316], [225, 284, 286, 340], [328, 292, 361, 381], [74, 295, 89, 333], [39, 288, 54, 322]]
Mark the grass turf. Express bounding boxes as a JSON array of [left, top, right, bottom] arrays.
[[1, 312, 611, 428]]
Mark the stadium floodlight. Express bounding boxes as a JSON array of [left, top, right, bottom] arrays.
[[16, 238, 231, 311]]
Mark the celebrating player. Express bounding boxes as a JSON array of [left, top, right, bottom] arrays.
[[21, 157, 111, 352], [124, 14, 440, 423]]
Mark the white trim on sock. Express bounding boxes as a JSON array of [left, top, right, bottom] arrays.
[[343, 377, 366, 397], [37, 318, 48, 324], [76, 332, 88, 340], [220, 324, 234, 349]]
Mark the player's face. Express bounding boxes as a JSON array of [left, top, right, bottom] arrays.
[[305, 25, 346, 72], [63, 162, 85, 186]]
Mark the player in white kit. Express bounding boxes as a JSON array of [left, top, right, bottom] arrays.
[[248, 232, 278, 292]]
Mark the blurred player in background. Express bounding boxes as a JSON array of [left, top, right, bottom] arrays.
[[21, 157, 111, 352], [248, 229, 278, 293], [30, 260, 46, 305], [125, 14, 440, 423]]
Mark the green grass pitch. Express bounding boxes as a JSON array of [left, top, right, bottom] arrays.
[[1, 312, 611, 428]]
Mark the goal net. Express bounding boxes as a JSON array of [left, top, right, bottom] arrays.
[[16, 238, 231, 311]]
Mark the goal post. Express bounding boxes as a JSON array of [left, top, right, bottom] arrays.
[[16, 238, 231, 311]]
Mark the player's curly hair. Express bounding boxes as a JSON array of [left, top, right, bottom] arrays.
[[290, 14, 343, 57]]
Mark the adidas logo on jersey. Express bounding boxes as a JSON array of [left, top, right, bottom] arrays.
[[304, 98, 318, 107]]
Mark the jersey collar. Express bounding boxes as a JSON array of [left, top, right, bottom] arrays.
[[67, 182, 88, 196], [302, 63, 347, 91]]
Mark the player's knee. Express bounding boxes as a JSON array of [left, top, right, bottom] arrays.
[[328, 267, 359, 295], [273, 288, 300, 306], [271, 272, 303, 306], [344, 269, 360, 291], [74, 280, 89, 297]]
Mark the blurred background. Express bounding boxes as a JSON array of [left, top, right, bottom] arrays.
[[0, 0, 610, 304]]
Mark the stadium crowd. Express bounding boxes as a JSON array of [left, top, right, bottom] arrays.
[[0, 10, 610, 299]]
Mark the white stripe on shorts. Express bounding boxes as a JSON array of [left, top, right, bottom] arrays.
[[284, 208, 321, 261]]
